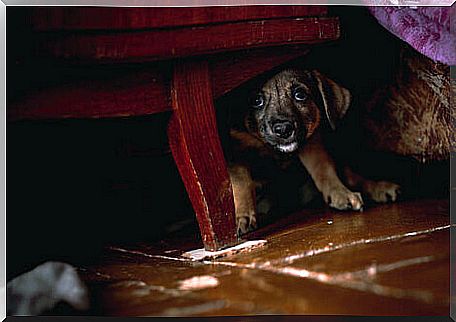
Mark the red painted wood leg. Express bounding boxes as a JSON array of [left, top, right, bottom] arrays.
[[167, 60, 237, 251]]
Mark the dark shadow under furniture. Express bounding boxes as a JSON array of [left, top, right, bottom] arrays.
[[8, 6, 340, 251]]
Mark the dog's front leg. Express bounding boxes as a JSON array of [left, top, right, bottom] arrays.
[[228, 163, 258, 235], [298, 132, 363, 211], [343, 166, 401, 203]]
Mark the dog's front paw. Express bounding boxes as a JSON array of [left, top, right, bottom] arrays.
[[236, 211, 257, 235], [324, 186, 363, 211], [363, 181, 401, 203]]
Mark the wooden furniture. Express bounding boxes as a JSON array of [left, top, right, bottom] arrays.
[[8, 6, 340, 251]]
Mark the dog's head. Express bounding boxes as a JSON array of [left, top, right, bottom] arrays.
[[243, 69, 351, 153]]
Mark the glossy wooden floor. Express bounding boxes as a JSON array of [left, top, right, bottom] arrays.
[[80, 198, 451, 316]]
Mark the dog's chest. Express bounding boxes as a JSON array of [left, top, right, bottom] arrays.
[[232, 141, 299, 178]]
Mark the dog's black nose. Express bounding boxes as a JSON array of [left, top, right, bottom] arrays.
[[272, 121, 294, 139]]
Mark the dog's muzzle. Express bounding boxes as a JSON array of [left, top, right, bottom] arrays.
[[268, 119, 300, 153], [271, 120, 295, 139]]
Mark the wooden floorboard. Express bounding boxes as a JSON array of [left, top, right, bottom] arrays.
[[80, 198, 451, 316]]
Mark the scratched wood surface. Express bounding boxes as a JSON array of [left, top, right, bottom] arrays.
[[79, 198, 450, 316], [167, 60, 237, 251], [8, 47, 308, 121], [29, 6, 328, 31], [33, 18, 338, 63], [8, 6, 337, 121]]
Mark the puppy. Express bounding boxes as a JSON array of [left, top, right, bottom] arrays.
[[226, 69, 400, 234]]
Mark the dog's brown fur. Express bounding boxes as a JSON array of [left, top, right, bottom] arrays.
[[227, 69, 400, 234]]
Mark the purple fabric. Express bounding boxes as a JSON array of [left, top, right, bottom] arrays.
[[367, 6, 455, 65]]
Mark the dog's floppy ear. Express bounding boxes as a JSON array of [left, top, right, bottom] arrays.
[[311, 70, 351, 130]]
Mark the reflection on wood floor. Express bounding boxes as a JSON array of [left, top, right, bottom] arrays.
[[80, 198, 451, 316]]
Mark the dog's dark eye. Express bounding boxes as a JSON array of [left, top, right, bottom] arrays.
[[293, 87, 307, 101], [250, 93, 265, 109]]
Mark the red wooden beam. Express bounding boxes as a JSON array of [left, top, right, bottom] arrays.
[[8, 46, 308, 121], [30, 6, 328, 31], [34, 18, 339, 63], [210, 46, 310, 98], [7, 70, 171, 121], [167, 60, 237, 251]]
